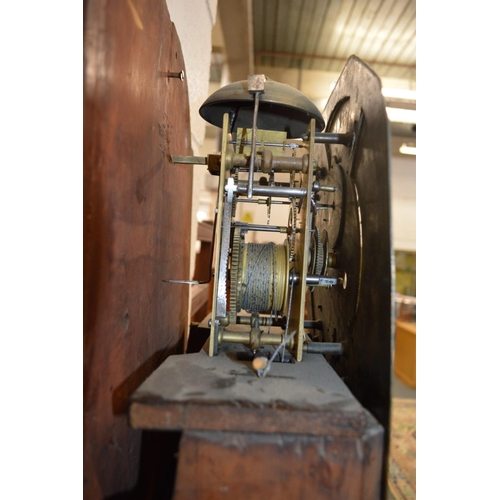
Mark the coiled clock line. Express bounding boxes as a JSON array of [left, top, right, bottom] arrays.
[[268, 244, 279, 333], [241, 242, 276, 313]]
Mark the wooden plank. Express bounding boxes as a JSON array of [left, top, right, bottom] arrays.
[[197, 221, 214, 243], [130, 341, 381, 438], [190, 283, 210, 316], [83, 0, 192, 497], [173, 430, 383, 500]]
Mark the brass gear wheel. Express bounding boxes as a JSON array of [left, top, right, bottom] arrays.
[[315, 231, 324, 275], [229, 227, 243, 323], [309, 227, 324, 275], [321, 229, 329, 275]]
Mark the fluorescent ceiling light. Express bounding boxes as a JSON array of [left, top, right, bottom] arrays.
[[386, 107, 416, 124], [382, 88, 416, 100], [399, 143, 416, 155]]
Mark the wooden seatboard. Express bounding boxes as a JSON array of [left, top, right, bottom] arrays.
[[130, 341, 382, 439]]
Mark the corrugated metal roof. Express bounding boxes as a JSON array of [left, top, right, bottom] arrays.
[[253, 0, 416, 81]]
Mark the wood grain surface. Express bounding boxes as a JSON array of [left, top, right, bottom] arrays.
[[173, 428, 382, 499], [83, 0, 192, 497]]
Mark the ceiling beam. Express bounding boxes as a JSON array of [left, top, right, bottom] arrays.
[[217, 0, 254, 81]]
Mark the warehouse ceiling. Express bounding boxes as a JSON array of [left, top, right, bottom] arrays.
[[252, 0, 415, 81], [213, 0, 416, 157]]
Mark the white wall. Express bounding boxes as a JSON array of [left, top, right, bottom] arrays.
[[165, 0, 218, 343], [166, 0, 218, 153], [391, 155, 416, 251]]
